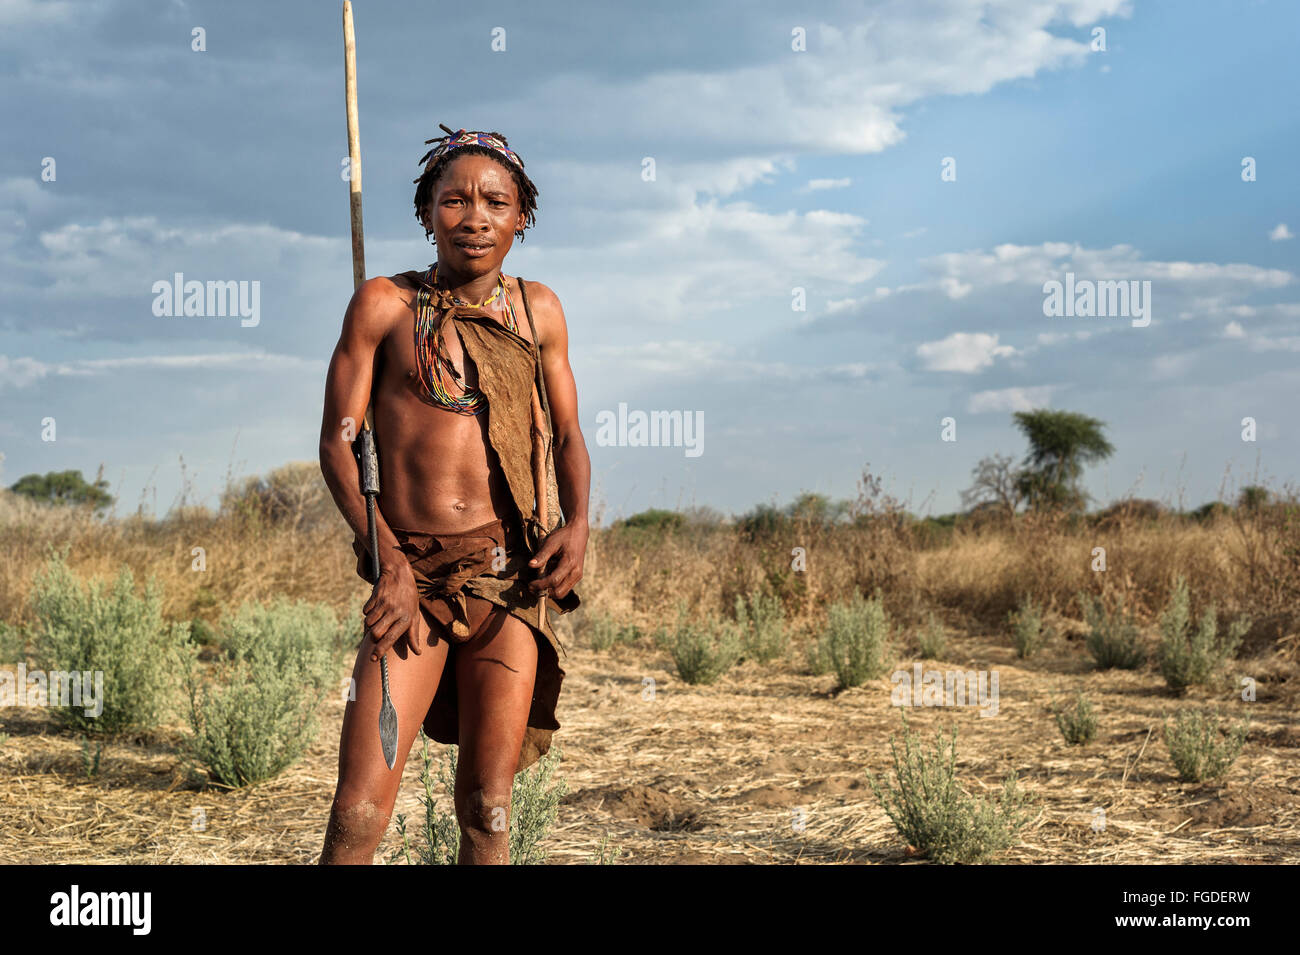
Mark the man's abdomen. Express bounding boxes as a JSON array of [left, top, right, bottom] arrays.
[[373, 389, 516, 535]]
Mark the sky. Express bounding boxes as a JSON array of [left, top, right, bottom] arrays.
[[1, 0, 1296, 524]]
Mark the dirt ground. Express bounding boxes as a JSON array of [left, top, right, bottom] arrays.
[[1, 622, 1296, 865]]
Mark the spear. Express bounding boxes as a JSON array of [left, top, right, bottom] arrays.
[[344, 0, 398, 771]]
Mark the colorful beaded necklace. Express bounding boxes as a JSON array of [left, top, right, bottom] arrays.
[[413, 262, 520, 415]]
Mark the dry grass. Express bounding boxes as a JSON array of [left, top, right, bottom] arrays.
[[1, 473, 1298, 864]]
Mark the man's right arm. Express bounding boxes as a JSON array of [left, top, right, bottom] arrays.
[[318, 277, 421, 656]]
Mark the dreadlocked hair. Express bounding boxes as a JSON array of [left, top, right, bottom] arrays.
[[412, 127, 539, 244]]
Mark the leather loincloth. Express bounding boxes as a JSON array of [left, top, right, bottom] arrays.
[[352, 515, 579, 773]]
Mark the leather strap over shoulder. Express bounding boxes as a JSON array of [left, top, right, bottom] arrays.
[[517, 277, 561, 532]]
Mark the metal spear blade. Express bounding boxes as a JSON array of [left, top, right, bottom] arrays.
[[379, 654, 398, 770]]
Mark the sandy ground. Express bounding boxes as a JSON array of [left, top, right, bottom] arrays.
[[1, 626, 1297, 865]]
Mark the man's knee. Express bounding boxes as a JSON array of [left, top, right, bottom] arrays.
[[327, 791, 392, 847], [455, 785, 512, 837]]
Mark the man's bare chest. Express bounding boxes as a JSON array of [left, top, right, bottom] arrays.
[[379, 276, 534, 402]]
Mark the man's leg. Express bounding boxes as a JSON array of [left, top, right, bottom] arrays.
[[453, 609, 539, 865], [320, 609, 449, 865]]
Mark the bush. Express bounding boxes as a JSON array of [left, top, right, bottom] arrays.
[[1079, 592, 1145, 670], [654, 603, 741, 685], [1156, 575, 1247, 692], [217, 597, 343, 682], [814, 591, 892, 689], [581, 610, 641, 652], [1008, 595, 1050, 659], [590, 832, 624, 865], [392, 733, 567, 865], [218, 461, 337, 531], [181, 598, 341, 787], [1051, 691, 1098, 744], [28, 553, 190, 735], [734, 589, 787, 663], [0, 620, 26, 663], [916, 612, 947, 659], [618, 508, 684, 532], [1163, 707, 1248, 783], [866, 713, 1034, 864]]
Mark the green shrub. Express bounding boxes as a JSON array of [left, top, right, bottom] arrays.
[[1051, 691, 1098, 744], [79, 736, 103, 777], [591, 832, 623, 865], [1079, 592, 1145, 670], [1008, 595, 1050, 659], [392, 733, 567, 865], [582, 611, 641, 652], [814, 591, 893, 689], [866, 713, 1033, 864], [734, 589, 787, 663], [1156, 576, 1248, 692], [0, 620, 27, 662], [217, 597, 342, 684], [188, 618, 220, 647], [916, 612, 947, 660], [28, 553, 190, 735], [804, 619, 831, 675], [654, 603, 741, 685], [1163, 707, 1248, 782], [181, 598, 341, 787]]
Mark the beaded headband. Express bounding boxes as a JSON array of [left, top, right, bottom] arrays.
[[416, 123, 525, 174]]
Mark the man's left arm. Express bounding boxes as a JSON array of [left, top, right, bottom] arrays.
[[526, 282, 589, 599]]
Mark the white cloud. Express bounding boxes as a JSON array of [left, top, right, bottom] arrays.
[[0, 0, 78, 26], [0, 351, 322, 390], [910, 242, 1293, 296], [967, 386, 1056, 413], [804, 178, 852, 191], [917, 332, 1015, 372], [1224, 321, 1245, 338], [584, 340, 885, 383], [1269, 223, 1294, 241], [480, 0, 1134, 165], [1151, 352, 1196, 380], [1036, 330, 1094, 345]]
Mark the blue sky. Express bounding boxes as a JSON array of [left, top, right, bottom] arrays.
[[1, 0, 1296, 523]]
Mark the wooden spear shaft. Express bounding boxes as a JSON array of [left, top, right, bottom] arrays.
[[344, 0, 397, 771], [344, 0, 365, 296]]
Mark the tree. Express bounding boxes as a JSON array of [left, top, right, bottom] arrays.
[[618, 508, 684, 531], [785, 491, 850, 525], [219, 461, 335, 530], [960, 453, 1025, 521], [1011, 409, 1114, 511], [9, 469, 114, 512], [1237, 485, 1269, 512]]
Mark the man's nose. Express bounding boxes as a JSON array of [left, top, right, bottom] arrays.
[[459, 200, 491, 229]]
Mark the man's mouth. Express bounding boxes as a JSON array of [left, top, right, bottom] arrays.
[[455, 240, 493, 256]]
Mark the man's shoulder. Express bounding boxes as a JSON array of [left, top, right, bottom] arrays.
[[516, 278, 564, 323], [351, 270, 423, 316]]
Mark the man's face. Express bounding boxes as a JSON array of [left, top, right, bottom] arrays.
[[421, 153, 526, 272]]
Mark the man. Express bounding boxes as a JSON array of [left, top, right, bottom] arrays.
[[317, 126, 590, 865]]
